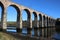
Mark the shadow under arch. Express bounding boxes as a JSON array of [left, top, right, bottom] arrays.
[[6, 4, 20, 32], [0, 2, 4, 29]]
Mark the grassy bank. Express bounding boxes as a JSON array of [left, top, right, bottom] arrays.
[[0, 32, 19, 40]]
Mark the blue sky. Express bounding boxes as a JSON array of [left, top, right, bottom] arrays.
[[0, 0, 60, 21]]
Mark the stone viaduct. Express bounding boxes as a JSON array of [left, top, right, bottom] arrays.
[[0, 0, 56, 38]]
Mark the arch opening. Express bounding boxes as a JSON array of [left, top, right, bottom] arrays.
[[43, 15, 45, 27], [38, 14, 42, 36], [43, 15, 46, 37], [48, 18, 51, 28], [46, 17, 48, 27], [7, 5, 20, 32], [38, 15, 39, 27], [32, 12, 37, 28], [22, 9, 30, 34], [22, 9, 30, 27], [39, 14, 42, 27]]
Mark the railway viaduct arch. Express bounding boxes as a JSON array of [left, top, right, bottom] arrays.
[[0, 0, 56, 37]]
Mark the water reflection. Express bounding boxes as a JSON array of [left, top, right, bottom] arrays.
[[6, 26, 56, 38]]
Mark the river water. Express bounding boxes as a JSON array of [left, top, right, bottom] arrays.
[[6, 26, 40, 37]]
